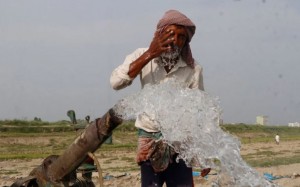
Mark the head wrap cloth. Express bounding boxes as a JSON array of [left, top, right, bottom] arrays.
[[156, 10, 196, 68]]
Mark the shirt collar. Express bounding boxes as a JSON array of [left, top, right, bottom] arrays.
[[168, 56, 187, 74]]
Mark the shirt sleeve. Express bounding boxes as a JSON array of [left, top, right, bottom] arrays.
[[110, 48, 146, 90]]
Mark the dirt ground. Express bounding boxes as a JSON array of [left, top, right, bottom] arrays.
[[0, 139, 300, 187]]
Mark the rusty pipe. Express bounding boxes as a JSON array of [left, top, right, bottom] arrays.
[[30, 108, 123, 185]]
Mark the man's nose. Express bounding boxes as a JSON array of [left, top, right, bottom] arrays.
[[173, 35, 178, 44], [171, 37, 180, 48]]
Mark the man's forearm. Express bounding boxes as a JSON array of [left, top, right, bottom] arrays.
[[128, 50, 154, 78]]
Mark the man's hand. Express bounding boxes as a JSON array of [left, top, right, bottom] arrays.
[[147, 29, 175, 58], [128, 28, 174, 79]]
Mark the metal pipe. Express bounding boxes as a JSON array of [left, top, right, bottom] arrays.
[[29, 108, 123, 186]]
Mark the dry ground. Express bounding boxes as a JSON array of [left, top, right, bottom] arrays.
[[0, 135, 300, 187]]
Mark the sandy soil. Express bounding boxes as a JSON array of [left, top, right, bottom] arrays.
[[0, 140, 300, 187]]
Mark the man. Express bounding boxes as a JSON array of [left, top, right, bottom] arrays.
[[110, 10, 204, 187], [275, 134, 280, 145]]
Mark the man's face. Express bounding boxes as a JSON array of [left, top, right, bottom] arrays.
[[165, 24, 188, 51], [160, 25, 188, 60]]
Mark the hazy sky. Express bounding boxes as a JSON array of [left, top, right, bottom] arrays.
[[1, 0, 299, 125]]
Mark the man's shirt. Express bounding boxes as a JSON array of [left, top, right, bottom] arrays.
[[110, 48, 204, 132]]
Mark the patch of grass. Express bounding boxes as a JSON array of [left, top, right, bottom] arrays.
[[114, 121, 136, 132], [0, 153, 50, 160], [120, 157, 134, 162], [294, 150, 300, 154], [242, 150, 281, 160], [246, 155, 300, 167], [0, 119, 75, 133], [98, 153, 109, 159], [221, 124, 300, 144], [258, 146, 273, 150], [0, 169, 19, 175], [242, 151, 289, 164], [108, 157, 119, 161], [99, 143, 137, 151], [0, 131, 76, 138], [0, 131, 78, 161], [120, 157, 135, 163], [254, 150, 280, 156], [104, 160, 112, 164], [105, 166, 139, 172], [278, 150, 292, 153]]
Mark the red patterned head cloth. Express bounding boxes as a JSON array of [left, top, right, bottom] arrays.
[[157, 10, 196, 68]]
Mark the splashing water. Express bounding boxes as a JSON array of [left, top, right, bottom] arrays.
[[113, 79, 278, 187]]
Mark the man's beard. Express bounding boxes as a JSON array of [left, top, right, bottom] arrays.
[[159, 45, 181, 69]]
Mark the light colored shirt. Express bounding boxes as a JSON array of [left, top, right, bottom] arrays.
[[110, 48, 204, 132]]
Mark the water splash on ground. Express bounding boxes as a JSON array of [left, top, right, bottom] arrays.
[[113, 79, 277, 187]]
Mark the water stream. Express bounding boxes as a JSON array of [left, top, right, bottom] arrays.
[[113, 78, 278, 187]]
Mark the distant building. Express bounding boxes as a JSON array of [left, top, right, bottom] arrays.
[[288, 122, 300, 127], [256, 115, 268, 125]]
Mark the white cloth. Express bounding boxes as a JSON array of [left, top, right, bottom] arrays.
[[110, 48, 204, 132]]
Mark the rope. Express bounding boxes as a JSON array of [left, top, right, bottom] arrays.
[[88, 152, 104, 187]]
